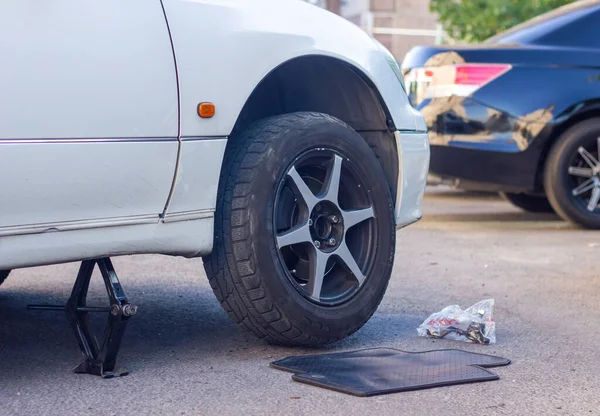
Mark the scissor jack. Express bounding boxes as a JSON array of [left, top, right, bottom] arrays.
[[28, 258, 137, 378]]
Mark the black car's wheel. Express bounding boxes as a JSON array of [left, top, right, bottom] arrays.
[[204, 112, 396, 346], [544, 119, 600, 229], [499, 192, 555, 213], [0, 270, 10, 286]]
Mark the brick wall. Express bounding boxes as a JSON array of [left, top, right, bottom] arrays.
[[371, 0, 438, 61]]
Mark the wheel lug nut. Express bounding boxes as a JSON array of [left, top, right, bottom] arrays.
[[329, 215, 339, 224], [313, 240, 321, 248], [328, 238, 337, 246], [308, 219, 313, 226]]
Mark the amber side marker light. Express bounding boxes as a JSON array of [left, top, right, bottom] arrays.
[[197, 102, 215, 118]]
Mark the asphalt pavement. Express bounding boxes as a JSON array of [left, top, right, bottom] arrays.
[[1, 187, 599, 416]]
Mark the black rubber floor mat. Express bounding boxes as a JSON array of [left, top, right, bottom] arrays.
[[271, 348, 510, 397]]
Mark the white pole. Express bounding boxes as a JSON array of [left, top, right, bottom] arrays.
[[364, 11, 374, 35], [435, 23, 445, 44], [371, 27, 440, 37]]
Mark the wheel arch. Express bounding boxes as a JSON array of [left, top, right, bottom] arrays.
[[225, 55, 400, 202]]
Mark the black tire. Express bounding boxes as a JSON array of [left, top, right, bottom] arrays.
[[544, 119, 600, 229], [0, 270, 10, 286], [499, 192, 555, 213], [203, 112, 396, 346]]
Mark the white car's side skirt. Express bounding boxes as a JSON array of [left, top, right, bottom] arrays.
[[0, 214, 159, 237], [0, 216, 213, 270], [0, 209, 214, 237]]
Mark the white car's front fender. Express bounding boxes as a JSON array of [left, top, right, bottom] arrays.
[[162, 0, 420, 137]]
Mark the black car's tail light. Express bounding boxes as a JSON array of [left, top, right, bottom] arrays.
[[405, 64, 511, 107]]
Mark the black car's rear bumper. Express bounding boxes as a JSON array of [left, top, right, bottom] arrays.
[[420, 96, 553, 193], [429, 144, 540, 193]]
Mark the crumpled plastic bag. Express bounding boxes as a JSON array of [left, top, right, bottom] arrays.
[[417, 299, 496, 344]]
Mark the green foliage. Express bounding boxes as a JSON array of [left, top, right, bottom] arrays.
[[430, 0, 576, 43]]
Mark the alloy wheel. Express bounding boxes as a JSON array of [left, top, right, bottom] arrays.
[[567, 137, 600, 213], [274, 149, 376, 306]]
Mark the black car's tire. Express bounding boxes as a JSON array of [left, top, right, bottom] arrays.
[[544, 119, 600, 229], [0, 270, 10, 286], [499, 192, 555, 213], [203, 112, 396, 346]]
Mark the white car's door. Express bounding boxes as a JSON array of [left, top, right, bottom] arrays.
[[0, 0, 179, 233]]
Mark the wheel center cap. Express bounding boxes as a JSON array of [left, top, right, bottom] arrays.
[[309, 201, 344, 251], [313, 214, 332, 239]]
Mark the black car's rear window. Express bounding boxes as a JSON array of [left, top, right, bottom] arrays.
[[485, 1, 600, 48]]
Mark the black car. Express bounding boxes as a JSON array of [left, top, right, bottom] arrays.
[[402, 0, 600, 228]]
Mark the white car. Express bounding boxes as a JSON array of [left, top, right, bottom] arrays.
[[0, 0, 429, 345]]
